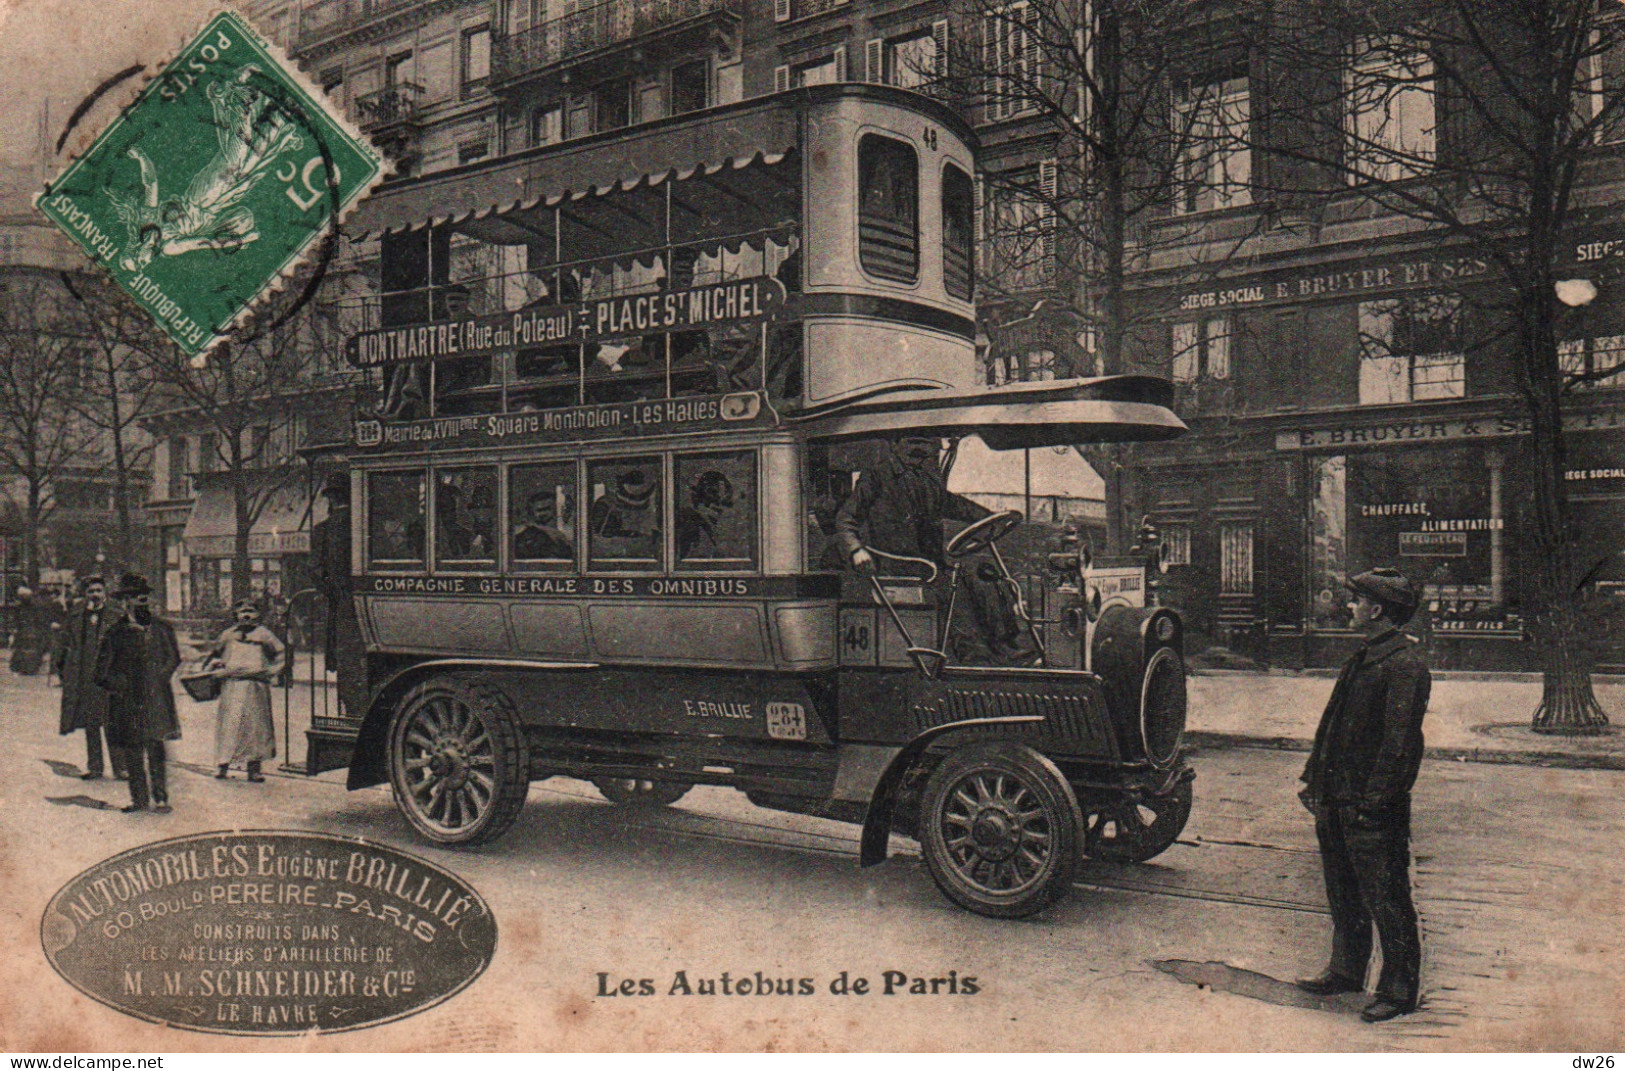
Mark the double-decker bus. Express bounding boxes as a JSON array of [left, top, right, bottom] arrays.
[[313, 84, 1190, 917]]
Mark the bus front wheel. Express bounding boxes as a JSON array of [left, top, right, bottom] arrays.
[[388, 676, 529, 846], [918, 743, 1082, 918]]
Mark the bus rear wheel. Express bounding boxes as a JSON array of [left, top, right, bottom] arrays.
[[593, 777, 692, 807], [918, 743, 1082, 919], [388, 676, 529, 845]]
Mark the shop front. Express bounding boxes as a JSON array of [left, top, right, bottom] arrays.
[[179, 482, 323, 621]]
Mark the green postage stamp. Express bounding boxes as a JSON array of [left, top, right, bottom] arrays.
[[34, 11, 382, 357]]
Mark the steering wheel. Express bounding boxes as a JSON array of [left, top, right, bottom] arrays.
[[945, 510, 1024, 559]]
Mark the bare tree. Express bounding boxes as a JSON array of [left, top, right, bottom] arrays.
[[938, 0, 1266, 549], [0, 271, 101, 584], [1252, 0, 1625, 732], [138, 282, 342, 604]]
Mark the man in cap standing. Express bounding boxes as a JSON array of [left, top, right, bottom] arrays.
[[1296, 567, 1431, 1022], [97, 573, 182, 814]]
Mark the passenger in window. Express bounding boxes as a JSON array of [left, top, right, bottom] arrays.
[[513, 490, 575, 562], [677, 470, 736, 559], [589, 468, 660, 557]]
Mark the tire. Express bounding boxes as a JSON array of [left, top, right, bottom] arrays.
[[1088, 778, 1193, 864], [918, 743, 1083, 919], [593, 777, 692, 807], [388, 675, 529, 846]]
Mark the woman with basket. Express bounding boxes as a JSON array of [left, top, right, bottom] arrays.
[[209, 598, 286, 782]]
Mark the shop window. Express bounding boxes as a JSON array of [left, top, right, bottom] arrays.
[[1173, 68, 1251, 215], [942, 163, 975, 301], [1219, 522, 1253, 594], [368, 470, 426, 570], [1308, 449, 1515, 632], [671, 61, 709, 115], [858, 134, 920, 282], [1559, 334, 1625, 391], [510, 462, 577, 571], [675, 451, 757, 571], [587, 457, 662, 570], [461, 26, 491, 98], [1171, 317, 1231, 382], [1345, 37, 1435, 183], [436, 467, 497, 568], [1358, 295, 1464, 403], [1161, 523, 1192, 566]]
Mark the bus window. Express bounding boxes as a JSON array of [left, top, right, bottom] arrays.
[[675, 451, 757, 572], [435, 467, 497, 568], [510, 462, 577, 571], [587, 457, 663, 570], [858, 134, 920, 283], [942, 163, 974, 301], [368, 470, 427, 571]]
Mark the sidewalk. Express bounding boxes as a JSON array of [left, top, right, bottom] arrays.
[[1187, 669, 1625, 771]]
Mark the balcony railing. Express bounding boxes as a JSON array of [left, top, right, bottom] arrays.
[[355, 83, 424, 133], [296, 0, 420, 50], [493, 0, 740, 85]]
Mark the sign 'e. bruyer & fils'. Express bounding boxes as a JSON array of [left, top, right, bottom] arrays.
[[346, 275, 788, 368], [1277, 408, 1625, 451]]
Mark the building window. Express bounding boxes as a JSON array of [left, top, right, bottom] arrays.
[[588, 457, 662, 571], [1173, 69, 1251, 215], [458, 140, 490, 166], [1161, 523, 1192, 566], [984, 164, 1054, 292], [675, 451, 757, 571], [461, 26, 491, 98], [671, 60, 709, 115], [876, 29, 941, 89], [786, 51, 844, 88], [857, 133, 920, 283], [320, 66, 344, 104], [367, 470, 426, 571], [984, 1, 1038, 120], [510, 462, 577, 571], [988, 348, 1058, 385], [385, 51, 413, 90], [1358, 294, 1464, 404], [1171, 317, 1231, 382], [531, 104, 562, 147], [1559, 334, 1625, 390], [942, 163, 975, 301], [594, 77, 632, 131], [166, 436, 189, 500], [1219, 522, 1254, 594], [1345, 36, 1435, 183]]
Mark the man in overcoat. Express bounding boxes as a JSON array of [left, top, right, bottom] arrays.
[[1297, 567, 1431, 1023], [96, 573, 182, 814], [57, 575, 126, 780]]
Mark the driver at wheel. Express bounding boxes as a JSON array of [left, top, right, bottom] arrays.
[[833, 436, 1034, 664]]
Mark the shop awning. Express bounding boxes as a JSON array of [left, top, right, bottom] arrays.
[[346, 98, 800, 239], [181, 484, 325, 557], [791, 376, 1187, 449]]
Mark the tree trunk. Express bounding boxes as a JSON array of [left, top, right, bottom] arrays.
[[103, 348, 136, 570], [24, 477, 42, 587], [233, 480, 254, 607]]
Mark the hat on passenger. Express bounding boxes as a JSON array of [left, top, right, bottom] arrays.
[[112, 572, 151, 598], [1345, 567, 1421, 614], [614, 469, 656, 508]]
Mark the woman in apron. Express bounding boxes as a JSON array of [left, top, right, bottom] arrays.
[[212, 598, 286, 782]]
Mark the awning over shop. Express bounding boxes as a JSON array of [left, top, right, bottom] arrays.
[[792, 376, 1188, 449], [346, 98, 800, 239], [182, 484, 326, 558]]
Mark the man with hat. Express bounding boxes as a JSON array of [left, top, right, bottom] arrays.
[[57, 575, 127, 781], [1297, 567, 1432, 1022], [96, 573, 182, 813]]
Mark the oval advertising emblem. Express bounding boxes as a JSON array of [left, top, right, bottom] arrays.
[[41, 830, 496, 1035]]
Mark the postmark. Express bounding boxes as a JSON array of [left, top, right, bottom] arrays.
[[33, 11, 382, 358], [40, 830, 496, 1035]]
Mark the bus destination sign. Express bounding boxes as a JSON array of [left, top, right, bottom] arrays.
[[345, 275, 787, 368], [354, 391, 773, 450]]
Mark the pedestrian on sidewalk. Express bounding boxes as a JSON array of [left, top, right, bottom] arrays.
[[211, 598, 285, 783], [1296, 567, 1431, 1023], [57, 575, 127, 781], [9, 586, 46, 675], [96, 573, 182, 814]]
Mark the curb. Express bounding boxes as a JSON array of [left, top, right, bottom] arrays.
[[1185, 730, 1625, 772]]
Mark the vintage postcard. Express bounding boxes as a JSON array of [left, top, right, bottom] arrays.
[[0, 0, 1622, 1055]]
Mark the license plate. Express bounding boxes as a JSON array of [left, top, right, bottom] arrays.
[[765, 702, 808, 741]]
